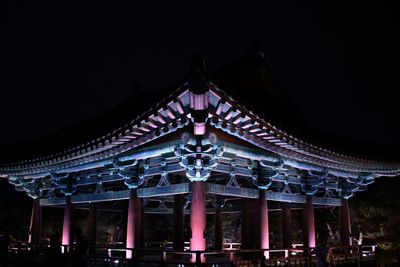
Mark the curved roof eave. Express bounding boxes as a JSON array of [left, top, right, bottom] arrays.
[[1, 82, 400, 178]]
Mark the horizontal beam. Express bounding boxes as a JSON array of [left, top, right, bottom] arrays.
[[267, 191, 306, 203], [144, 207, 243, 214], [313, 196, 341, 206], [137, 183, 190, 197], [40, 183, 191, 206], [40, 182, 341, 206], [40, 197, 66, 206], [40, 190, 132, 206], [205, 183, 259, 198], [205, 184, 341, 206]]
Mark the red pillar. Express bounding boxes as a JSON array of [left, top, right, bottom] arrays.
[[136, 198, 143, 248], [126, 190, 142, 259], [241, 198, 253, 249], [282, 202, 292, 248], [62, 196, 73, 252], [340, 199, 352, 246], [28, 198, 42, 248], [302, 196, 316, 248], [190, 181, 206, 262], [87, 203, 97, 247], [173, 194, 185, 250], [214, 204, 223, 250], [259, 190, 270, 258]]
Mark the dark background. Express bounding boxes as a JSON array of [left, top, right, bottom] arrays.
[[1, 2, 400, 146]]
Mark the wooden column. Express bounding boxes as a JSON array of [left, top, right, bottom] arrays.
[[190, 181, 206, 262], [282, 202, 292, 248], [259, 190, 270, 259], [241, 198, 253, 249], [87, 203, 97, 247], [340, 199, 352, 246], [126, 190, 142, 259], [136, 198, 143, 248], [214, 203, 223, 250], [173, 194, 185, 250], [28, 198, 42, 248], [62, 196, 73, 252], [302, 196, 316, 248]]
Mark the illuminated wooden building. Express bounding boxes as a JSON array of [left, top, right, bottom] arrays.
[[0, 51, 396, 264]]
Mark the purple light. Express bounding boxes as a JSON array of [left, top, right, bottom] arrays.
[[62, 197, 72, 252], [126, 190, 138, 259], [194, 122, 206, 135], [190, 94, 208, 110], [303, 196, 316, 248], [259, 190, 270, 259], [190, 181, 206, 262]]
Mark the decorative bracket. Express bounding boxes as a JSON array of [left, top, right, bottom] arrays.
[[114, 158, 147, 189], [323, 188, 333, 199], [338, 173, 374, 199], [51, 172, 76, 196], [251, 159, 283, 190], [177, 132, 221, 182], [281, 183, 292, 194], [227, 170, 240, 188], [300, 169, 327, 196], [94, 175, 104, 193], [157, 160, 170, 187]]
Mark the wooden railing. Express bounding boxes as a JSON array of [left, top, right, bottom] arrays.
[[87, 244, 377, 266], [6, 241, 377, 267]]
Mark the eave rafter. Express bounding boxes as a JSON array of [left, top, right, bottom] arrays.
[[207, 85, 400, 176], [1, 79, 399, 203], [0, 86, 192, 177]]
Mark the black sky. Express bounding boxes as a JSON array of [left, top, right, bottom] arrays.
[[1, 2, 400, 146]]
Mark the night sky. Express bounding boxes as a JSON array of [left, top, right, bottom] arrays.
[[1, 2, 400, 147]]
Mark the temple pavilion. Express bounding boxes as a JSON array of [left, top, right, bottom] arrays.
[[0, 49, 398, 266]]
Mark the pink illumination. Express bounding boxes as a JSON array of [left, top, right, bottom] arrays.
[[259, 190, 270, 259], [302, 196, 316, 248], [62, 197, 72, 252], [126, 190, 139, 259], [190, 92, 208, 136], [190, 181, 206, 262], [190, 94, 208, 110], [194, 122, 206, 135]]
